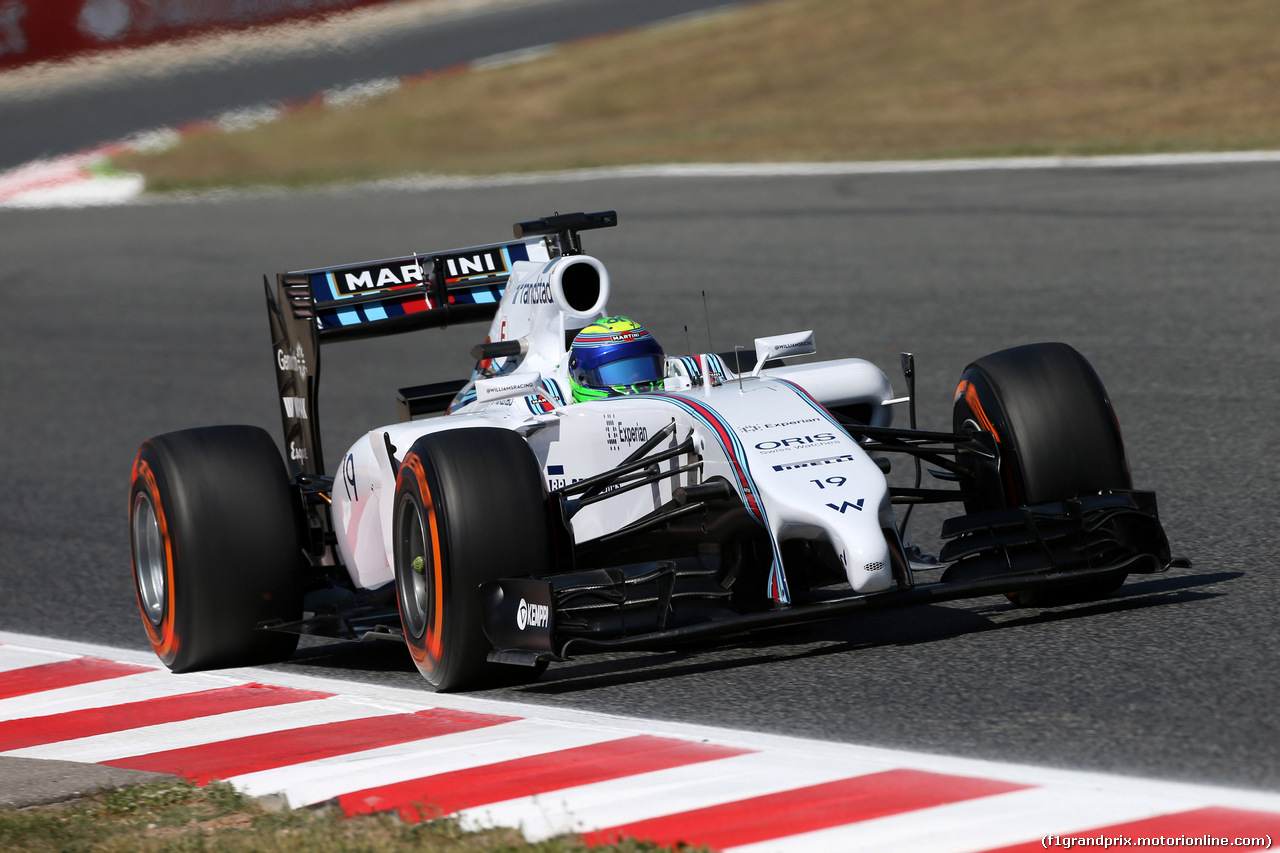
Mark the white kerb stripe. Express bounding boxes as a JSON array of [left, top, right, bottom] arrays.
[[456, 749, 880, 840], [724, 787, 1195, 853], [229, 718, 625, 807], [3, 695, 417, 763], [0, 669, 241, 724]]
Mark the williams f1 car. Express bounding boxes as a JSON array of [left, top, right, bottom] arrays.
[[129, 211, 1185, 690]]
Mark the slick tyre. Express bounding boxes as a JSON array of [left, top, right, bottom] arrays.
[[129, 426, 302, 672], [393, 428, 553, 691], [953, 342, 1133, 606]]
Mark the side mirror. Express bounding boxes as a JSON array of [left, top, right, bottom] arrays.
[[752, 331, 816, 376]]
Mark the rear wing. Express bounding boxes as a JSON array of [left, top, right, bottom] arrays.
[[266, 211, 617, 477]]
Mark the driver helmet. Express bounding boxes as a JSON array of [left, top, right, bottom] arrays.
[[568, 316, 665, 402]]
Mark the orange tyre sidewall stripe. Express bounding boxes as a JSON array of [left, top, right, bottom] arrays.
[[130, 453, 180, 664], [954, 380, 1001, 444], [397, 453, 445, 675], [955, 378, 1020, 504]]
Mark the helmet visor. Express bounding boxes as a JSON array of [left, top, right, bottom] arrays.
[[584, 355, 665, 389]]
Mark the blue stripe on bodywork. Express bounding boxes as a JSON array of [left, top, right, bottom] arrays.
[[774, 378, 848, 433], [318, 272, 337, 302], [678, 356, 701, 382], [543, 378, 566, 406], [708, 353, 730, 377], [648, 393, 790, 605]]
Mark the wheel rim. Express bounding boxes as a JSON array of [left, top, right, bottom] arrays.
[[132, 490, 166, 626], [395, 493, 431, 638]]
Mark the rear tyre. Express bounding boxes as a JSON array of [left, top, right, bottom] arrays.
[[129, 426, 302, 672], [952, 342, 1133, 606], [393, 428, 553, 691]]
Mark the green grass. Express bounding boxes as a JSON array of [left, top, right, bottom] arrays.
[[118, 0, 1280, 191], [0, 780, 702, 853]]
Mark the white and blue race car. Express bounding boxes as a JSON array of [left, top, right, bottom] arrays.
[[129, 211, 1183, 690]]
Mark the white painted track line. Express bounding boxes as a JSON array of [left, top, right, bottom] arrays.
[[0, 642, 76, 673], [8, 150, 1280, 209]]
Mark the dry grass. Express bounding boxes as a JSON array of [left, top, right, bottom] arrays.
[[121, 0, 1280, 191]]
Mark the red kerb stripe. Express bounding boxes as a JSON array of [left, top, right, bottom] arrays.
[[0, 658, 154, 700], [0, 684, 331, 751], [584, 768, 1032, 851], [980, 806, 1280, 852], [340, 734, 752, 822], [107, 707, 519, 783]]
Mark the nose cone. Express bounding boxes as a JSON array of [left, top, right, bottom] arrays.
[[824, 502, 894, 593], [706, 381, 896, 596]]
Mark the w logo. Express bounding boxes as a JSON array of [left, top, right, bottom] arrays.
[[826, 499, 865, 514]]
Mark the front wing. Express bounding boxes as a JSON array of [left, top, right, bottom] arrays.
[[478, 490, 1181, 665]]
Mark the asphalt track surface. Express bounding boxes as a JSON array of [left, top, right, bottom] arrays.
[[0, 0, 752, 170], [1, 165, 1278, 797]]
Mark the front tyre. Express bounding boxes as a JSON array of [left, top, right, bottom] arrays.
[[952, 342, 1133, 606], [129, 426, 302, 671], [393, 428, 554, 691]]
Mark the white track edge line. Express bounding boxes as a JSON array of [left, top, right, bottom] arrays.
[[94, 149, 1280, 205], [7, 150, 1280, 210]]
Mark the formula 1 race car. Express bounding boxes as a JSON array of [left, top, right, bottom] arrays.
[[129, 211, 1185, 690]]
